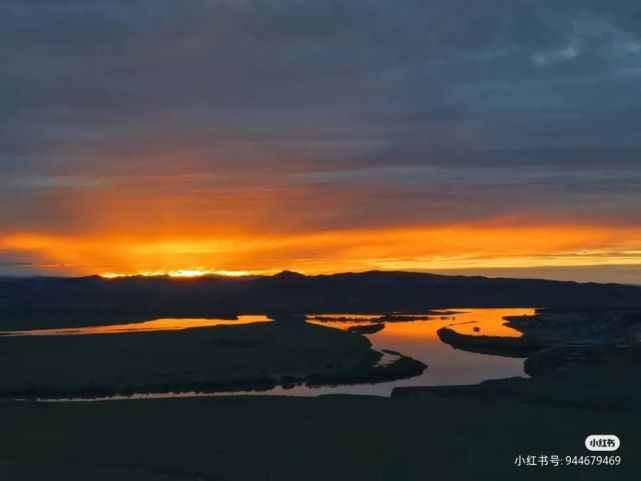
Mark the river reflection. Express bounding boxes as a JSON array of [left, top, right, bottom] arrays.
[[23, 308, 536, 401], [275, 307, 535, 396], [0, 315, 271, 337]]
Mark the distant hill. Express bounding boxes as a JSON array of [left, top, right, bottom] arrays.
[[0, 271, 640, 328]]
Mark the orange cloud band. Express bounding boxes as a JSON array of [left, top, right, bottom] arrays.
[[2, 222, 641, 276]]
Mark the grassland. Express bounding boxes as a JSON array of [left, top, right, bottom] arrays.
[[1, 393, 638, 481], [0, 320, 425, 398]]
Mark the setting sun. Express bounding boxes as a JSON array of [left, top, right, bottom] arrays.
[[101, 268, 271, 279]]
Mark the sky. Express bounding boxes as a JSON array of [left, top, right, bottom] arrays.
[[1, 0, 641, 283]]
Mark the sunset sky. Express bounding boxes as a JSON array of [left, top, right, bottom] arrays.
[[2, 1, 641, 283]]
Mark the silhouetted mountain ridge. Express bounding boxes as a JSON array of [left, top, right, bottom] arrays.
[[0, 271, 639, 328]]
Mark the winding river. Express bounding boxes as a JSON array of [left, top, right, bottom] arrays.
[[7, 308, 536, 401]]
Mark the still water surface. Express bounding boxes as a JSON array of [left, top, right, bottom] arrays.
[[0, 315, 271, 336], [14, 308, 536, 401], [280, 307, 533, 396]]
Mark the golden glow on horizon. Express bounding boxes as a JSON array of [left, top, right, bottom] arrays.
[[100, 268, 271, 279], [2, 222, 641, 277]]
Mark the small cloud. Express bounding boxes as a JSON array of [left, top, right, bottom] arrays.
[[0, 261, 32, 266], [533, 43, 581, 66], [613, 40, 641, 56]]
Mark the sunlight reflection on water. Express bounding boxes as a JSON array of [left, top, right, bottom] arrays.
[[16, 308, 536, 401], [0, 315, 271, 337]]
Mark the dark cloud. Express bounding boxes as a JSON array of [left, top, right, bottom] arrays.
[[1, 1, 641, 276], [0, 253, 35, 276]]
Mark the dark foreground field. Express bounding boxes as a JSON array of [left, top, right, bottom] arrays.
[[1, 297, 639, 480], [1, 394, 638, 481]]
